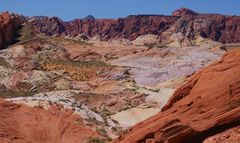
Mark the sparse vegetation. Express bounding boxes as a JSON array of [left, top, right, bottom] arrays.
[[48, 60, 110, 68], [118, 100, 139, 112], [0, 57, 11, 68], [42, 60, 111, 81], [85, 117, 103, 126], [18, 23, 35, 42], [96, 128, 112, 141], [0, 81, 36, 98], [50, 36, 94, 46], [87, 137, 106, 143], [0, 90, 36, 98]]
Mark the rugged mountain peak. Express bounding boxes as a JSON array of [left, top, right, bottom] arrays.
[[2, 8, 240, 46], [83, 15, 95, 21], [172, 7, 198, 16]]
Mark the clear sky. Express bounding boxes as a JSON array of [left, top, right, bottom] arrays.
[[0, 0, 240, 21]]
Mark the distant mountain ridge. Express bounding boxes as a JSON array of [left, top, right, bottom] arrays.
[[1, 8, 240, 49]]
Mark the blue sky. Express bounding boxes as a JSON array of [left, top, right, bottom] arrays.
[[0, 0, 240, 21]]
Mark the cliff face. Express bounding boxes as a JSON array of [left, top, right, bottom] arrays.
[[28, 15, 177, 41], [63, 16, 178, 41], [115, 49, 240, 143], [2, 8, 240, 45], [25, 8, 240, 44], [174, 13, 240, 43], [0, 12, 23, 49], [1, 8, 240, 48]]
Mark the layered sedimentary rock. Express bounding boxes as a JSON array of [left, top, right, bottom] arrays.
[[115, 49, 240, 143], [28, 15, 177, 41], [2, 8, 240, 46], [1, 8, 240, 47], [25, 8, 240, 44]]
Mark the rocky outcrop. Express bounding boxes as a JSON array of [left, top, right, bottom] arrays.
[[0, 12, 23, 49], [27, 16, 65, 35], [2, 8, 240, 47], [24, 8, 240, 44], [28, 15, 177, 41], [203, 125, 240, 143], [172, 8, 198, 17], [132, 34, 160, 46], [0, 99, 98, 143], [173, 13, 240, 44], [63, 15, 177, 41], [115, 49, 240, 143]]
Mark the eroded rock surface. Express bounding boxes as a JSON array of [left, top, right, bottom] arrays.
[[0, 12, 23, 49], [0, 99, 98, 143], [24, 8, 240, 44], [116, 49, 240, 143]]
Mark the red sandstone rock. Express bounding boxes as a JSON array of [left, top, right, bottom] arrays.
[[172, 8, 198, 17], [2, 9, 240, 47], [0, 12, 22, 49], [115, 49, 240, 143], [0, 12, 13, 49], [27, 8, 240, 44], [203, 125, 240, 143], [0, 99, 98, 143]]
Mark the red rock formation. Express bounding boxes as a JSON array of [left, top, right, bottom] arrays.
[[203, 125, 240, 143], [0, 12, 13, 49], [115, 49, 240, 143], [30, 16, 177, 41], [2, 8, 240, 46], [0, 99, 98, 143], [27, 16, 65, 35], [172, 8, 198, 17], [27, 8, 240, 44], [0, 12, 22, 49]]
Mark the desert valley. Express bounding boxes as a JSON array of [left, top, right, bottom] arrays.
[[0, 7, 239, 143]]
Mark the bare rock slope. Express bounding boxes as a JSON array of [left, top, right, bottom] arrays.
[[0, 99, 98, 143], [115, 49, 240, 143]]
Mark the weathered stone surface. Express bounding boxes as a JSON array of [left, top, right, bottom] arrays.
[[132, 34, 160, 46], [0, 99, 98, 143], [115, 49, 240, 143], [25, 8, 240, 44], [172, 8, 198, 17], [0, 12, 23, 49], [203, 125, 240, 143]]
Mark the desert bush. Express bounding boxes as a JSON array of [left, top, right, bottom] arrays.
[[51, 36, 93, 46], [0, 57, 11, 68], [43, 60, 111, 81], [87, 137, 106, 143], [96, 128, 112, 141], [18, 23, 35, 42], [0, 90, 36, 98]]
